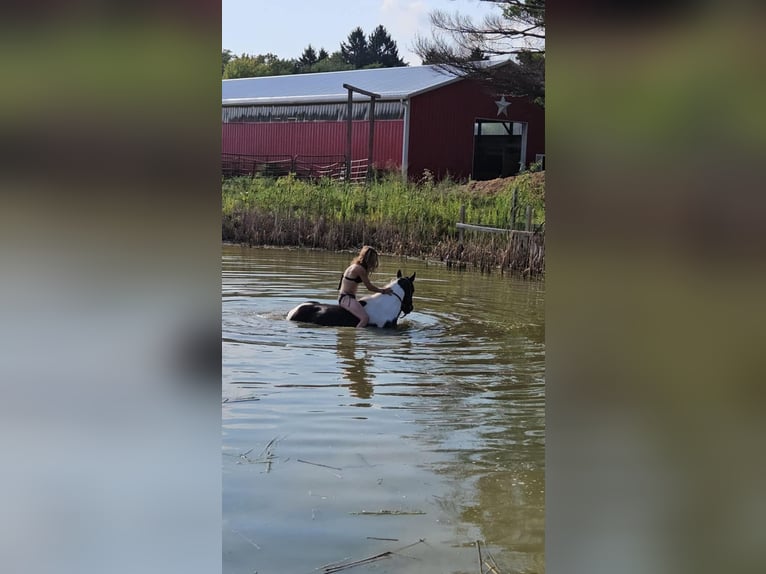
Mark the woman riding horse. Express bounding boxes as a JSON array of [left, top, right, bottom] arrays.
[[287, 269, 416, 328], [337, 246, 392, 328]]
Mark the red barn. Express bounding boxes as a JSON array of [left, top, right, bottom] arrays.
[[222, 64, 544, 181]]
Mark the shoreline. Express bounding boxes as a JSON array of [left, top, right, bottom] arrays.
[[222, 172, 545, 278], [222, 240, 544, 280]]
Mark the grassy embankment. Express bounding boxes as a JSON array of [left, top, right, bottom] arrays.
[[222, 171, 545, 275]]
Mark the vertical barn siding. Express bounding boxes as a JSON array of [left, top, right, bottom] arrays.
[[222, 120, 403, 169], [408, 80, 544, 180]]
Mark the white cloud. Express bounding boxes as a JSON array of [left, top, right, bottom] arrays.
[[378, 0, 504, 66], [378, 0, 430, 65]]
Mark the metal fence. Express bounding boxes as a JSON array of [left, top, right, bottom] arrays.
[[222, 153, 368, 183]]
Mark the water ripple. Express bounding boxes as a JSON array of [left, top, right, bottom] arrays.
[[222, 246, 545, 574]]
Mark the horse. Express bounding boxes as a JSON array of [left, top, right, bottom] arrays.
[[287, 270, 416, 328]]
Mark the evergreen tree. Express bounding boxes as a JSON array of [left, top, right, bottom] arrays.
[[298, 45, 318, 73], [340, 27, 370, 68], [368, 25, 406, 67], [317, 48, 329, 61], [300, 45, 317, 65], [420, 47, 441, 65]]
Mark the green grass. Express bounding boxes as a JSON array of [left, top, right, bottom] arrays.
[[222, 172, 545, 275]]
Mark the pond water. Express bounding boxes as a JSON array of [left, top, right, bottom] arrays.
[[222, 245, 545, 574]]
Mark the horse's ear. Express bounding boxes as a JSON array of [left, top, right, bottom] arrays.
[[396, 269, 402, 278], [409, 272, 416, 281]]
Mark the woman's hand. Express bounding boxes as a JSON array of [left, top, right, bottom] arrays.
[[381, 287, 393, 295]]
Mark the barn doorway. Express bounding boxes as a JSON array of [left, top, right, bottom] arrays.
[[472, 120, 526, 180]]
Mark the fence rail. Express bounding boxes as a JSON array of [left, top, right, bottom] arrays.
[[339, 158, 369, 184], [456, 222, 513, 234], [456, 203, 545, 276], [222, 153, 367, 183]]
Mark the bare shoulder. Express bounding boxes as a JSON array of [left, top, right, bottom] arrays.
[[348, 263, 366, 276]]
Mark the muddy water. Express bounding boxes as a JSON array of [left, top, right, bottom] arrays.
[[222, 245, 545, 574]]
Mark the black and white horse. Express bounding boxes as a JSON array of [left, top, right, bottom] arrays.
[[287, 270, 416, 328]]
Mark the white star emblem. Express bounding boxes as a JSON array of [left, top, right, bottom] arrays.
[[495, 95, 510, 116]]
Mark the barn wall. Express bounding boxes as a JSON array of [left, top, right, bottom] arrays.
[[222, 120, 403, 170], [408, 80, 545, 180]]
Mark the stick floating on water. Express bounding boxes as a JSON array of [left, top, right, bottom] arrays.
[[477, 540, 483, 574], [297, 458, 343, 471], [366, 536, 399, 541], [320, 539, 425, 573], [349, 509, 425, 516], [476, 540, 504, 574]]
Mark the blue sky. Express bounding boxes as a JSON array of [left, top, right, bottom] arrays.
[[222, 0, 502, 66]]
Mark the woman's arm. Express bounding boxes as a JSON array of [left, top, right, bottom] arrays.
[[359, 268, 392, 294]]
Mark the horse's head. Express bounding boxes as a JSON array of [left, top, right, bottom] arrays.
[[395, 270, 416, 316]]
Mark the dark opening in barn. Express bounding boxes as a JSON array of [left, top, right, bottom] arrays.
[[472, 120, 526, 180]]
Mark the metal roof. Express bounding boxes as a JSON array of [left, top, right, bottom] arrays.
[[221, 65, 465, 106]]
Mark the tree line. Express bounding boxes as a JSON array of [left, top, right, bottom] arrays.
[[223, 2, 545, 105], [222, 25, 406, 79]]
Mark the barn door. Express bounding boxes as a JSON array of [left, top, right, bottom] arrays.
[[471, 120, 524, 180]]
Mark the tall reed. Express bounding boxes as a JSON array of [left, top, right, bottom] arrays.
[[222, 172, 545, 276]]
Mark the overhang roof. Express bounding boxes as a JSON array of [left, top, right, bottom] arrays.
[[221, 64, 467, 106]]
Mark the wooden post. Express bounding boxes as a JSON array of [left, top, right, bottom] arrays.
[[367, 96, 376, 182], [525, 205, 532, 231], [342, 84, 380, 184], [510, 189, 518, 230], [459, 204, 466, 243], [345, 88, 353, 182]]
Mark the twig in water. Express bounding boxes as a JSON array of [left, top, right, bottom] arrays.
[[482, 543, 504, 574], [322, 550, 392, 573], [349, 509, 425, 516], [231, 529, 261, 550], [224, 396, 260, 403], [297, 458, 343, 471], [317, 557, 351, 570], [321, 539, 425, 574], [366, 536, 399, 541], [231, 438, 283, 467], [394, 538, 426, 552], [477, 540, 484, 574], [258, 436, 280, 459]]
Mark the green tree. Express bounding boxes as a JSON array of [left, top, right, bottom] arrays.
[[312, 51, 354, 73], [298, 44, 318, 72], [223, 54, 262, 79], [317, 48, 329, 61], [223, 53, 297, 79], [340, 27, 370, 68], [503, 0, 545, 34], [414, 0, 545, 104], [368, 25, 406, 67], [222, 49, 233, 75], [420, 47, 441, 65], [265, 53, 298, 76]]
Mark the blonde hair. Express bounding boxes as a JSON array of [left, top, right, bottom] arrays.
[[352, 245, 380, 272]]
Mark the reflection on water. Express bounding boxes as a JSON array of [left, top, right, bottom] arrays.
[[222, 245, 545, 574], [337, 328, 375, 401]]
